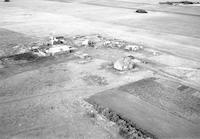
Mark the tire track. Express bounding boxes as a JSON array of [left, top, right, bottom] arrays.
[[0, 88, 74, 105]]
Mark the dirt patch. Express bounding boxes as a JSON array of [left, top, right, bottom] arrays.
[[82, 73, 108, 86]]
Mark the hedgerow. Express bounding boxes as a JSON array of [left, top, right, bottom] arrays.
[[91, 102, 156, 139]]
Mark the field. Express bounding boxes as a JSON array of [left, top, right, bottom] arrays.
[[87, 77, 200, 138], [0, 0, 200, 138]]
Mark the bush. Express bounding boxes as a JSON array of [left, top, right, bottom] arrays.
[[119, 126, 129, 136], [117, 119, 126, 126], [136, 9, 148, 13], [110, 113, 119, 122], [96, 105, 104, 113], [102, 108, 110, 117], [86, 110, 96, 118]]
